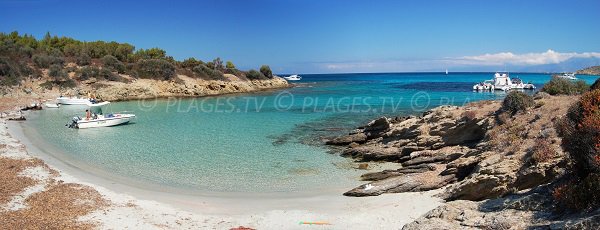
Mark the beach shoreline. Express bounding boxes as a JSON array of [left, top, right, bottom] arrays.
[[1, 112, 442, 229]]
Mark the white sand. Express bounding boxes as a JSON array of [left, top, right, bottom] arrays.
[[3, 118, 443, 229]]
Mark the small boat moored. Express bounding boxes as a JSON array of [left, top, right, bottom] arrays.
[[473, 72, 536, 91], [67, 102, 135, 129], [283, 74, 302, 81], [45, 103, 60, 108], [557, 72, 577, 80], [56, 96, 98, 105]]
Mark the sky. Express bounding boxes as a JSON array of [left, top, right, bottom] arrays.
[[1, 0, 600, 73]]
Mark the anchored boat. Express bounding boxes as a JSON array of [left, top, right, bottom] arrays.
[[473, 72, 536, 91], [557, 72, 577, 80], [56, 96, 96, 105], [67, 102, 135, 129], [283, 74, 302, 81]]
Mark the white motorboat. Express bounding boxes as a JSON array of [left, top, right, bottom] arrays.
[[283, 74, 302, 81], [45, 103, 60, 108], [67, 102, 135, 129], [558, 73, 577, 80], [473, 72, 536, 91], [473, 80, 495, 91], [56, 96, 95, 105]]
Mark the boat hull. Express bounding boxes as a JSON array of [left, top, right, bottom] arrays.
[[76, 114, 135, 129], [57, 97, 92, 105]]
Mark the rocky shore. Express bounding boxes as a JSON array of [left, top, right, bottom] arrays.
[[0, 74, 288, 112], [326, 94, 600, 229]]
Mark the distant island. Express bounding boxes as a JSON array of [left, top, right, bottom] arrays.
[[576, 65, 600, 75], [0, 31, 287, 108]]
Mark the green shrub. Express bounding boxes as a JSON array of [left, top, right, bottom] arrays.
[[39, 80, 53, 90], [260, 65, 273, 78], [76, 53, 91, 66], [226, 61, 235, 69], [590, 78, 600, 91], [501, 91, 534, 115], [180, 57, 204, 69], [78, 66, 126, 82], [212, 57, 224, 70], [223, 68, 244, 78], [134, 59, 175, 80], [246, 69, 267, 80], [541, 76, 589, 95], [48, 64, 67, 80], [554, 89, 600, 211], [102, 55, 125, 73], [0, 57, 23, 86], [131, 48, 167, 61], [32, 54, 63, 68], [192, 64, 225, 80]]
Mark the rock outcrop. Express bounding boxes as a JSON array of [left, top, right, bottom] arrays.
[[89, 76, 289, 101], [325, 95, 598, 229], [327, 96, 574, 200], [403, 185, 600, 230]]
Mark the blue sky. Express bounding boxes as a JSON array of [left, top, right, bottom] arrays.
[[1, 0, 599, 73]]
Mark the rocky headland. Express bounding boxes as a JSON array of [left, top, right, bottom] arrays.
[[0, 72, 288, 112], [576, 65, 600, 75], [326, 93, 600, 229]]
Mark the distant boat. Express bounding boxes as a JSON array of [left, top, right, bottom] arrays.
[[56, 96, 94, 105], [45, 103, 60, 108], [445, 69, 448, 75], [558, 73, 577, 80], [473, 72, 536, 91], [283, 74, 302, 81]]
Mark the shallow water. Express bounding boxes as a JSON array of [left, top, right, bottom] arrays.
[[25, 72, 599, 194]]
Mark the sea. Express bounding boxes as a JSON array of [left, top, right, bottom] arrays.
[[21, 72, 599, 195]]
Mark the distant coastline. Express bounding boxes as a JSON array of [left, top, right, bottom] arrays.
[[576, 65, 600, 75]]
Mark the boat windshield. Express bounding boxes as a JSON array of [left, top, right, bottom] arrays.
[[90, 106, 103, 115]]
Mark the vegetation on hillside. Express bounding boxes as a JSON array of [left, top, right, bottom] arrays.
[[554, 80, 600, 211], [541, 76, 588, 95], [0, 31, 275, 89], [500, 91, 534, 115]]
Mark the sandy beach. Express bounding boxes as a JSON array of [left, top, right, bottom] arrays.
[[0, 114, 442, 229]]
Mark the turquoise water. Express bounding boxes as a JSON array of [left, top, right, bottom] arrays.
[[25, 73, 599, 194]]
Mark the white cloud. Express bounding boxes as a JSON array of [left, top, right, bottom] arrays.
[[308, 50, 600, 73], [455, 49, 600, 66]]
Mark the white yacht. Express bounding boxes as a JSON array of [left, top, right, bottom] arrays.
[[283, 74, 302, 81], [56, 96, 95, 105], [558, 73, 577, 80], [45, 103, 60, 108], [473, 72, 536, 91], [67, 102, 135, 129]]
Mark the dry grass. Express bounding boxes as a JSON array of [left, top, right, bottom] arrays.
[[530, 139, 557, 164], [488, 95, 575, 156], [0, 157, 44, 204], [0, 182, 108, 229], [0, 141, 108, 229]]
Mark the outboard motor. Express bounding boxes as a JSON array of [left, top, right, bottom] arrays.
[[66, 116, 81, 128]]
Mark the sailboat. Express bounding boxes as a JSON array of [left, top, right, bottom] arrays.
[[445, 69, 449, 75]]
